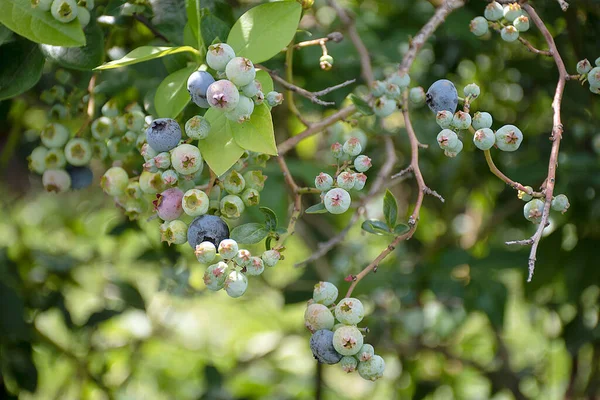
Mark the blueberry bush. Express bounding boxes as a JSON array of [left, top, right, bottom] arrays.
[[1, 0, 600, 398]]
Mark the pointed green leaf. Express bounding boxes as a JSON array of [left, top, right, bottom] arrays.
[[393, 223, 410, 235], [201, 13, 230, 48], [260, 207, 278, 231], [361, 220, 392, 236], [229, 103, 276, 155], [0, 38, 44, 101], [383, 189, 398, 228], [94, 46, 199, 70], [227, 1, 302, 63], [198, 108, 245, 176], [230, 223, 269, 244], [155, 65, 197, 118], [255, 69, 273, 95], [185, 0, 203, 51], [0, 0, 85, 47], [306, 203, 327, 214], [349, 94, 374, 116]]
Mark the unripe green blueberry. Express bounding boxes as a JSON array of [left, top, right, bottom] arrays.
[[225, 57, 256, 87], [332, 325, 364, 356], [139, 171, 164, 194], [161, 219, 188, 245], [140, 143, 158, 161], [596, 57, 600, 67], [590, 85, 600, 95], [153, 152, 171, 169], [357, 355, 385, 381], [51, 0, 78, 23], [224, 270, 248, 298], [162, 169, 178, 186], [77, 6, 90, 27], [246, 256, 265, 276], [91, 117, 114, 140], [195, 241, 217, 264], [320, 54, 334, 71], [524, 198, 544, 224], [495, 124, 523, 152], [503, 3, 523, 22], [182, 189, 209, 216], [266, 91, 284, 107], [331, 142, 344, 159], [335, 297, 364, 325], [587, 67, 600, 88], [124, 110, 145, 131], [353, 173, 367, 190], [313, 281, 338, 306], [388, 71, 410, 88], [472, 111, 493, 130], [241, 80, 262, 98], [437, 129, 459, 150], [253, 91, 265, 105], [514, 15, 530, 32], [78, 0, 94, 10], [49, 104, 68, 120], [218, 238, 238, 259], [342, 137, 362, 157], [354, 155, 372, 173], [518, 186, 534, 202], [452, 111, 471, 130], [206, 43, 236, 72], [143, 159, 158, 173], [436, 110, 454, 129], [41, 123, 69, 148], [171, 144, 203, 175], [409, 86, 426, 106], [206, 80, 240, 111], [64, 138, 92, 166], [576, 59, 592, 75], [92, 141, 108, 160], [241, 188, 260, 207], [384, 82, 401, 100], [473, 128, 496, 150], [373, 96, 396, 117], [501, 25, 520, 42], [112, 115, 127, 134], [444, 140, 463, 158], [50, 85, 66, 102], [356, 344, 375, 362], [315, 172, 334, 191], [243, 170, 266, 191], [44, 148, 67, 169], [125, 181, 142, 200], [261, 249, 280, 267], [101, 100, 119, 118], [341, 356, 358, 373], [470, 16, 488, 37], [225, 95, 254, 123], [551, 194, 570, 213], [220, 194, 245, 219], [43, 169, 71, 193], [223, 170, 246, 194], [29, 147, 48, 174], [203, 261, 228, 291], [232, 249, 251, 267], [305, 303, 335, 333], [371, 80, 386, 97], [324, 188, 351, 214], [464, 83, 481, 99], [336, 171, 356, 190], [484, 1, 503, 21]]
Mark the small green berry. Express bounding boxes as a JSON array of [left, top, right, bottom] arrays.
[[182, 189, 209, 216], [452, 111, 471, 130], [473, 128, 495, 150], [223, 170, 245, 194], [472, 111, 493, 130], [51, 0, 78, 23], [357, 355, 385, 381], [495, 125, 523, 152], [101, 166, 128, 196], [513, 15, 530, 32], [91, 117, 114, 140], [246, 256, 265, 276], [64, 138, 92, 166], [501, 25, 520, 42], [588, 67, 600, 87], [524, 199, 544, 224], [313, 281, 338, 306], [409, 86, 426, 106], [341, 356, 358, 373], [218, 238, 239, 259], [261, 249, 280, 267], [324, 188, 351, 214], [305, 303, 335, 333], [353, 173, 367, 190], [44, 148, 66, 169], [315, 172, 334, 191], [334, 297, 364, 325], [320, 54, 334, 71], [43, 169, 71, 193], [518, 186, 534, 202], [469, 16, 488, 37], [41, 123, 70, 148], [436, 110, 454, 129], [503, 3, 523, 22], [444, 140, 463, 158], [28, 147, 48, 174], [388, 71, 410, 88], [220, 195, 245, 219], [551, 194, 570, 213], [240, 188, 260, 207], [464, 83, 480, 99], [356, 344, 375, 362], [336, 172, 356, 191], [484, 1, 503, 21], [243, 170, 266, 191], [373, 96, 396, 117], [371, 81, 386, 97], [195, 241, 217, 264], [437, 129, 459, 150], [203, 261, 228, 291], [162, 220, 188, 245], [332, 325, 364, 356]]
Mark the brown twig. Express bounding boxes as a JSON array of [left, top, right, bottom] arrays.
[[274, 156, 304, 248], [482, 149, 543, 197], [291, 32, 344, 49], [490, 23, 552, 56], [505, 3, 568, 282]]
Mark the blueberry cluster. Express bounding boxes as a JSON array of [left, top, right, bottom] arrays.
[[519, 188, 569, 224], [186, 43, 283, 123], [470, 1, 530, 42], [196, 238, 280, 298], [33, 0, 92, 27], [313, 137, 372, 214], [427, 80, 524, 157], [576, 58, 600, 95], [305, 282, 385, 381], [369, 71, 411, 117]]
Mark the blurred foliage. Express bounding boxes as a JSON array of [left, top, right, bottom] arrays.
[[1, 0, 600, 399]]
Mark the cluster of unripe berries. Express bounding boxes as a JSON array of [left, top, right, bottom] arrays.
[[470, 1, 530, 42], [519, 188, 570, 224], [198, 238, 280, 298], [186, 43, 283, 123], [305, 282, 385, 381], [369, 71, 424, 117], [576, 58, 600, 95], [315, 137, 372, 214], [33, 0, 93, 27], [426, 80, 523, 157]]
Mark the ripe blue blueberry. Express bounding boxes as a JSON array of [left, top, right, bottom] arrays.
[[495, 125, 523, 151], [473, 128, 496, 150], [551, 194, 570, 213], [206, 80, 240, 111], [471, 111, 493, 130], [310, 329, 343, 365], [426, 79, 458, 114], [484, 1, 503, 21], [187, 71, 215, 109], [501, 26, 520, 42], [206, 43, 235, 72], [470, 16, 489, 37], [332, 325, 364, 356], [146, 118, 182, 152], [524, 199, 544, 224], [437, 129, 459, 150], [187, 215, 230, 249], [225, 57, 256, 87]]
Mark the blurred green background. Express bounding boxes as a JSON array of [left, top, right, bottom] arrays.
[[1, 0, 600, 399]]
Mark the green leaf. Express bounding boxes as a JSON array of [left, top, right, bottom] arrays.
[[0, 23, 14, 46], [393, 223, 410, 235], [185, 0, 203, 51], [230, 103, 277, 155], [260, 206, 278, 231], [0, 38, 44, 101], [305, 203, 327, 214], [39, 22, 104, 71], [198, 108, 245, 176], [201, 13, 230, 48], [255, 69, 273, 95], [383, 189, 398, 228], [94, 46, 199, 70], [0, 0, 85, 47], [112, 281, 145, 311], [230, 223, 269, 244], [361, 220, 392, 235], [84, 309, 122, 328], [349, 94, 374, 116], [226, 1, 302, 63], [155, 65, 197, 118]]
